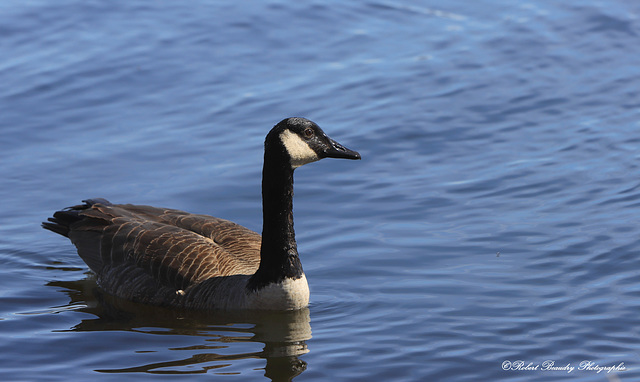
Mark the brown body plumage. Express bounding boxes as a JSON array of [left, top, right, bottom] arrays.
[[44, 200, 268, 309]]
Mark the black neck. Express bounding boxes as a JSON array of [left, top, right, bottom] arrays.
[[248, 148, 303, 291]]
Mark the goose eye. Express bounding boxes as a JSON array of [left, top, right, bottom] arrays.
[[303, 128, 314, 138]]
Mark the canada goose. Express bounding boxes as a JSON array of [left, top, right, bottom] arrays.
[[43, 117, 360, 310]]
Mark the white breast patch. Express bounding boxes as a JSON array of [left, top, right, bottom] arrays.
[[249, 274, 310, 310]]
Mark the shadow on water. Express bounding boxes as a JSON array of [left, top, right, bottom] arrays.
[[47, 277, 311, 381]]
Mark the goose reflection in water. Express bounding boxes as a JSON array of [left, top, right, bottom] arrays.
[[47, 277, 312, 381]]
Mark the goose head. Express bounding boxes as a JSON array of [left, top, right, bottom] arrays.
[[266, 117, 361, 169]]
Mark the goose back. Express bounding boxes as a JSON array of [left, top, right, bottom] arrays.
[[44, 199, 263, 308]]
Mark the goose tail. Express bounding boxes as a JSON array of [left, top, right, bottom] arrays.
[[42, 198, 112, 237]]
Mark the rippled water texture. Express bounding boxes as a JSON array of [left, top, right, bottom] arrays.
[[1, 1, 640, 381]]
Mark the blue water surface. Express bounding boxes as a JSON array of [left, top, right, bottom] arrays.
[[1, 1, 640, 381]]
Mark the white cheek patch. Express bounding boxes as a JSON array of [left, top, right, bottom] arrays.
[[280, 130, 320, 168]]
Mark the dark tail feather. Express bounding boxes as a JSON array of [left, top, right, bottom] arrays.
[[42, 198, 112, 237]]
